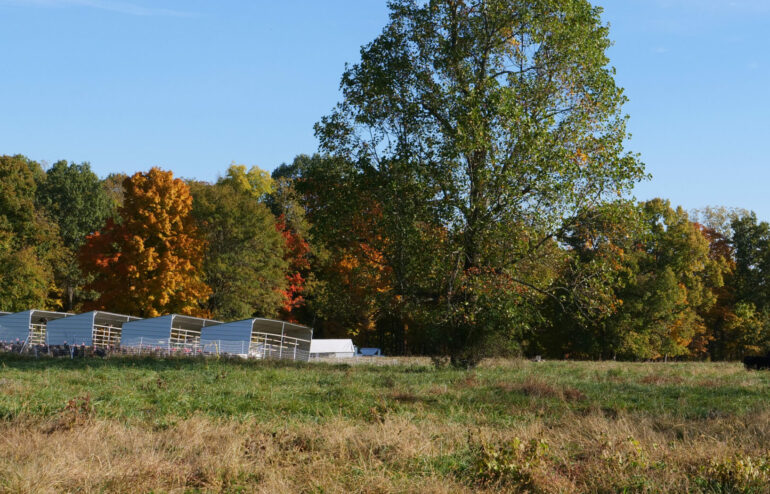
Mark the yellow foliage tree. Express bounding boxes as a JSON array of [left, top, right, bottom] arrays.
[[81, 168, 210, 317], [218, 163, 274, 198]]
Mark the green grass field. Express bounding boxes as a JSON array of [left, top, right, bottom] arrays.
[[1, 355, 770, 493]]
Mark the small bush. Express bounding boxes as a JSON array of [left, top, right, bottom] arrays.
[[696, 453, 770, 493], [601, 435, 650, 471], [467, 437, 549, 488]]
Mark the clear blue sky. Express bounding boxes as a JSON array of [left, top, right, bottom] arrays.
[[1, 0, 767, 218]]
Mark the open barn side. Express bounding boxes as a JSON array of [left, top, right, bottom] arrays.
[[200, 318, 312, 361]]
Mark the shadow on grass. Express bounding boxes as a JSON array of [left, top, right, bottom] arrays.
[[0, 352, 432, 374], [0, 352, 321, 372]]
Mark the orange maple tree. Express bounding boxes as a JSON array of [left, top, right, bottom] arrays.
[[80, 168, 210, 317]]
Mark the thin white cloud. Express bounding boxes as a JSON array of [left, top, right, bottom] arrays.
[[1, 0, 194, 17]]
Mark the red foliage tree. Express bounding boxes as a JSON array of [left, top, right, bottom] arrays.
[[276, 216, 310, 321]]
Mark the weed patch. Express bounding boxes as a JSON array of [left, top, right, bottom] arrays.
[[43, 394, 94, 433], [464, 437, 549, 489], [695, 453, 770, 493]]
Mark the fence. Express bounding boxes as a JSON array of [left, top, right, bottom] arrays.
[[28, 323, 47, 345], [91, 324, 123, 348]]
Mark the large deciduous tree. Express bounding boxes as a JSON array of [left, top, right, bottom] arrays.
[[311, 0, 645, 360], [731, 213, 770, 311], [717, 212, 770, 358], [80, 168, 210, 317], [36, 160, 113, 310], [547, 200, 724, 360], [268, 156, 317, 324], [190, 180, 288, 321], [691, 206, 748, 359], [0, 155, 61, 312]]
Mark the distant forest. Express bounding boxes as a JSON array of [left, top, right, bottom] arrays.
[[3, 0, 769, 362]]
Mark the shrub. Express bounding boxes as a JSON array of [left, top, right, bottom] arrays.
[[469, 437, 549, 489], [697, 453, 770, 493]]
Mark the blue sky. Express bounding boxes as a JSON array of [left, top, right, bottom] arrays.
[[0, 0, 767, 218]]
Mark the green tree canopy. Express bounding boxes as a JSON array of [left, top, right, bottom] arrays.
[[548, 199, 724, 360], [731, 212, 770, 310], [37, 160, 113, 249], [0, 155, 61, 312], [311, 0, 646, 360], [102, 172, 129, 210], [36, 160, 114, 310], [190, 181, 288, 320]]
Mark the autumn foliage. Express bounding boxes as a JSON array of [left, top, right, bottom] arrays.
[[2, 149, 770, 361], [276, 216, 310, 321], [80, 168, 210, 317]]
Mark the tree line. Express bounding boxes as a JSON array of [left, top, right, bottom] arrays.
[[1, 154, 766, 362], [1, 0, 766, 361], [0, 156, 304, 321]]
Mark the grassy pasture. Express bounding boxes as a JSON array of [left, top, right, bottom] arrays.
[[1, 355, 770, 493]]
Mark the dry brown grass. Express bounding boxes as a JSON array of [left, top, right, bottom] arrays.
[[3, 356, 770, 492], [639, 374, 685, 385], [0, 415, 481, 494], [2, 409, 770, 493]]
